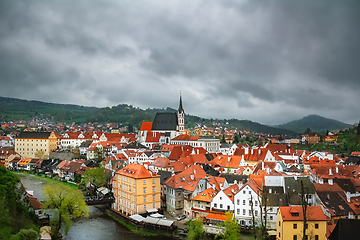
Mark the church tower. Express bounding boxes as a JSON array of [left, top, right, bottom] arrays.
[[178, 91, 185, 133]]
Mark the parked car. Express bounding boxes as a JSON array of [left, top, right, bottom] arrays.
[[177, 215, 186, 221]]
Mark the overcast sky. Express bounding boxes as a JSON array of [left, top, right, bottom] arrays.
[[1, 0, 359, 125]]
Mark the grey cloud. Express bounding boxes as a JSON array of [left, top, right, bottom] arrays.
[[0, 0, 359, 125]]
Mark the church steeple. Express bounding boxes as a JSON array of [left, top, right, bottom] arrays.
[[178, 91, 184, 114], [178, 91, 185, 133]]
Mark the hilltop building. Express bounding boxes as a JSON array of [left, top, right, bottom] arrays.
[[138, 94, 186, 144]]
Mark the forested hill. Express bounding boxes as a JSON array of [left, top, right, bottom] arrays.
[[276, 114, 352, 134], [0, 96, 296, 135]]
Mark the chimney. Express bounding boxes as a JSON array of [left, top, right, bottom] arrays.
[[228, 157, 231, 162], [336, 166, 338, 174], [190, 174, 194, 180], [258, 149, 261, 155], [245, 147, 249, 155], [328, 179, 333, 185], [251, 149, 253, 155], [262, 161, 264, 170], [194, 168, 196, 174], [329, 168, 333, 175], [346, 192, 351, 202]]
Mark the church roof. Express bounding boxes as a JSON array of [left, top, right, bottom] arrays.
[[152, 112, 178, 131]]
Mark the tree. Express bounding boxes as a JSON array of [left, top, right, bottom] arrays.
[[300, 180, 309, 240], [34, 149, 49, 160], [215, 211, 241, 240], [187, 218, 205, 240], [9, 229, 39, 240], [221, 134, 226, 144], [42, 184, 89, 239], [81, 165, 108, 190], [233, 134, 240, 144], [250, 188, 270, 240], [304, 128, 312, 135]]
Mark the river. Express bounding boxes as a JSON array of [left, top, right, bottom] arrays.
[[18, 174, 175, 240]]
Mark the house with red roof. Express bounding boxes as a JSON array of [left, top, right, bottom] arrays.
[[234, 179, 262, 227], [191, 187, 219, 219], [0, 135, 14, 147], [165, 165, 207, 217], [112, 163, 160, 215], [211, 183, 240, 214], [276, 206, 327, 240], [0, 147, 20, 168]]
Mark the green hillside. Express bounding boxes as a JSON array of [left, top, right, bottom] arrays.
[[276, 114, 352, 134], [0, 96, 295, 135]]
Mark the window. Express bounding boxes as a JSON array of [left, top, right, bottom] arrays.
[[237, 199, 240, 205], [293, 235, 297, 240], [249, 210, 251, 216], [152, 179, 155, 184], [243, 191, 245, 194], [243, 209, 246, 215], [133, 180, 135, 184], [305, 224, 308, 229], [255, 210, 258, 216], [315, 235, 319, 240], [153, 187, 155, 192], [214, 203, 217, 208], [315, 223, 319, 229], [144, 205, 146, 210], [279, 221, 281, 226], [143, 180, 146, 185], [243, 200, 246, 205], [143, 188, 146, 193], [144, 196, 146, 202], [153, 195, 155, 201], [293, 223, 297, 229], [270, 216, 273, 221], [153, 203, 156, 208], [237, 209, 240, 214], [220, 204, 223, 208], [255, 201, 258, 206], [220, 197, 222, 200]]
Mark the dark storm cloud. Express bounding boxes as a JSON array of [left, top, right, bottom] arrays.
[[0, 0, 359, 125]]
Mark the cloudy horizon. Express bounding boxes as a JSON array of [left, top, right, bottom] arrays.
[[1, 0, 359, 125]]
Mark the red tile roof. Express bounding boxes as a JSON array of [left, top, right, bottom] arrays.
[[140, 122, 153, 132], [165, 165, 207, 191], [116, 163, 156, 179], [279, 206, 327, 221]]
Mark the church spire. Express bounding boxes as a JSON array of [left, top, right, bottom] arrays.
[[178, 91, 184, 114]]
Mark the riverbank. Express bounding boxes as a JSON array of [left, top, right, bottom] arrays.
[[105, 210, 158, 237], [14, 171, 79, 189]]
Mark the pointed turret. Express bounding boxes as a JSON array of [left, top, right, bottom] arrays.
[[178, 91, 184, 114]]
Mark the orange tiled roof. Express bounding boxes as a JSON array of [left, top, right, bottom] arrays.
[[192, 187, 218, 202], [223, 184, 240, 201], [206, 213, 226, 220], [116, 163, 156, 179], [165, 165, 207, 191], [140, 122, 153, 132], [18, 158, 31, 166], [279, 206, 327, 221]]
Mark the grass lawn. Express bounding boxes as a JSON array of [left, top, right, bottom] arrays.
[[14, 172, 79, 189]]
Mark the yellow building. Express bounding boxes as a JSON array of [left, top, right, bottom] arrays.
[[113, 163, 161, 215], [276, 206, 327, 240], [15, 131, 58, 158]]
